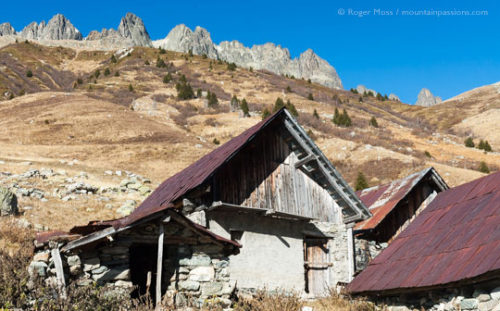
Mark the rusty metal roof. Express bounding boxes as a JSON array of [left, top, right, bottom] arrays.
[[348, 171, 500, 294], [354, 167, 447, 231], [78, 108, 369, 232]]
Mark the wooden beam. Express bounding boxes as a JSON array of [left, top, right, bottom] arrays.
[[294, 154, 315, 168], [51, 248, 67, 299], [156, 223, 164, 309], [209, 201, 270, 214], [62, 226, 115, 252]]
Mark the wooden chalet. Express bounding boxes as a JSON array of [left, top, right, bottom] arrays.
[[31, 108, 371, 308]]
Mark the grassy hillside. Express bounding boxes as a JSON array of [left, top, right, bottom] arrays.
[[0, 41, 498, 231]]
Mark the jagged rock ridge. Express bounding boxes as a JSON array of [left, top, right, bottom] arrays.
[[415, 88, 442, 107], [20, 14, 82, 40], [153, 25, 343, 89], [0, 15, 340, 89], [2, 13, 150, 47], [0, 23, 15, 36], [117, 13, 152, 47], [85, 13, 152, 47]]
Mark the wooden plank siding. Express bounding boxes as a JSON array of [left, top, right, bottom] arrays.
[[214, 125, 341, 223]]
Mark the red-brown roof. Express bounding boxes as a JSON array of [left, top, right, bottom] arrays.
[[78, 107, 368, 232], [98, 108, 285, 229], [354, 168, 447, 231], [349, 171, 500, 294]]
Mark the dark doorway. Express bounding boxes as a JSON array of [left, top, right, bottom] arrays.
[[130, 244, 157, 299]]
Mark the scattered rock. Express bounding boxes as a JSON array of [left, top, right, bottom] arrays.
[[117, 200, 136, 216], [0, 187, 18, 216], [461, 298, 478, 310]]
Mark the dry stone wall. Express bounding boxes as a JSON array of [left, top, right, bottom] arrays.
[[379, 281, 500, 311], [30, 230, 234, 308]]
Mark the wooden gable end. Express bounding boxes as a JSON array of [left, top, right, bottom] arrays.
[[213, 122, 342, 223]]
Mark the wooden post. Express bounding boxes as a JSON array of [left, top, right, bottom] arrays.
[[156, 223, 164, 308], [51, 248, 67, 299]]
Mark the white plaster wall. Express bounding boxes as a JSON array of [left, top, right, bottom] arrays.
[[208, 212, 306, 292]]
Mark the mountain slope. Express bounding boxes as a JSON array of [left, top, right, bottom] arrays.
[[0, 42, 498, 231]]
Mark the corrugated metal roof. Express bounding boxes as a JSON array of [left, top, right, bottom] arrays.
[[348, 171, 500, 294], [354, 167, 447, 231]]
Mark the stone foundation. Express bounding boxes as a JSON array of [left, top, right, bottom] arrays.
[[377, 281, 500, 311], [30, 224, 235, 308]]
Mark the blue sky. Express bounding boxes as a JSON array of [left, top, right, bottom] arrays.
[[1, 0, 499, 104]]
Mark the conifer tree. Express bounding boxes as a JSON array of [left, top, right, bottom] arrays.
[[273, 97, 285, 112], [369, 116, 379, 128], [285, 99, 298, 117], [355, 172, 369, 191], [478, 161, 490, 174], [465, 137, 475, 148], [240, 99, 250, 117], [313, 109, 320, 119], [262, 108, 271, 120]]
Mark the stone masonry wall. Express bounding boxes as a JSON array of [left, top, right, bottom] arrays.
[[30, 239, 233, 308], [163, 244, 234, 308], [354, 237, 387, 272], [379, 280, 500, 311], [313, 221, 352, 286]]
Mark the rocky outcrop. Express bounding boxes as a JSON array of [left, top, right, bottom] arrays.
[[388, 93, 400, 101], [415, 88, 442, 107], [154, 25, 218, 59], [154, 25, 343, 89], [20, 21, 46, 40], [356, 85, 377, 96], [117, 13, 151, 47], [20, 14, 82, 40], [42, 14, 82, 40], [84, 13, 151, 47], [0, 187, 18, 216], [0, 22, 15, 36]]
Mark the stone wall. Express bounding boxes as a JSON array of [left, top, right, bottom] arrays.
[[313, 221, 353, 285], [163, 244, 234, 308], [378, 280, 500, 311], [354, 237, 387, 272], [30, 229, 234, 308]]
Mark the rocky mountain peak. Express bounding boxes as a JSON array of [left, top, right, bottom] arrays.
[[43, 14, 82, 40], [118, 12, 152, 47], [153, 24, 218, 59], [0, 22, 15, 36], [19, 14, 81, 41], [20, 21, 45, 40], [153, 24, 342, 89], [415, 88, 442, 107]]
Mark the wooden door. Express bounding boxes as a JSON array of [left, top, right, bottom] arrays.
[[304, 238, 330, 297]]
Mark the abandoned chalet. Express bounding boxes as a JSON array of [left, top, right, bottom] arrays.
[[349, 171, 500, 311], [31, 108, 371, 307], [354, 168, 448, 271]]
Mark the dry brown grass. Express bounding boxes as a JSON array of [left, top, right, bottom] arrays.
[[233, 290, 374, 311]]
